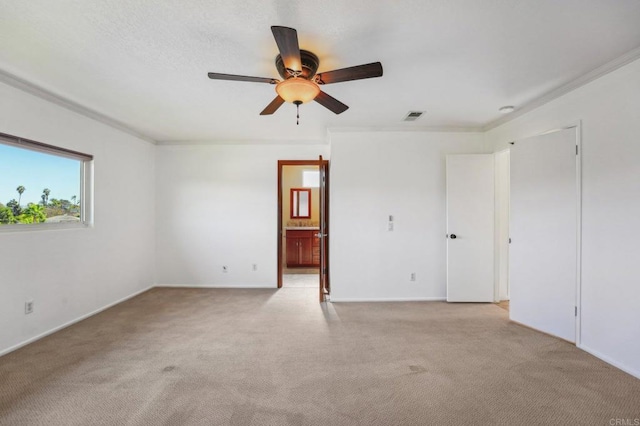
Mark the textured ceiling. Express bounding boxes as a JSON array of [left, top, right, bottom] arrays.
[[1, 0, 640, 143]]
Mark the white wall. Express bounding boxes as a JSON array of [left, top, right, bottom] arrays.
[[329, 131, 488, 301], [0, 81, 156, 355], [486, 57, 640, 378], [155, 143, 329, 287]]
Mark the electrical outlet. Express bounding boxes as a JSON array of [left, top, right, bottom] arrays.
[[388, 222, 394, 231], [222, 265, 228, 273], [252, 264, 257, 271], [25, 300, 34, 314], [410, 273, 416, 282]]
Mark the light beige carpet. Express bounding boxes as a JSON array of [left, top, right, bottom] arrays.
[[282, 274, 319, 288], [1, 288, 638, 425]]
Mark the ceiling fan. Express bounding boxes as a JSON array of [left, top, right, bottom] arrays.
[[207, 26, 383, 124]]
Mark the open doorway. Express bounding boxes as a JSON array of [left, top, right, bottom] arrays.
[[278, 162, 321, 288]]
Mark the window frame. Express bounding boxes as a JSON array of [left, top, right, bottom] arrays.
[[0, 132, 93, 232]]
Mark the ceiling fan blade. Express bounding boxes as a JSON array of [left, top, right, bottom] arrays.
[[260, 96, 286, 115], [314, 91, 349, 114], [271, 26, 302, 73], [315, 62, 383, 85], [208, 72, 277, 84]]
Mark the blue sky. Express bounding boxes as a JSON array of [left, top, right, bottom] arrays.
[[0, 144, 80, 206]]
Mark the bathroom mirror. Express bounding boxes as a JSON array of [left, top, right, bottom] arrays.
[[290, 188, 311, 219]]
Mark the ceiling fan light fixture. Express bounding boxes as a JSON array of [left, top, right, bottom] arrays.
[[208, 26, 382, 118], [276, 78, 320, 104]]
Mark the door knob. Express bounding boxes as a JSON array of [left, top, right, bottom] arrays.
[[450, 234, 457, 239]]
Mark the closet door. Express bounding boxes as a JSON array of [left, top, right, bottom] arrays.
[[446, 155, 495, 302], [510, 127, 578, 342]]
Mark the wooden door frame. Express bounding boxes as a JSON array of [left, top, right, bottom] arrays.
[[277, 160, 328, 289]]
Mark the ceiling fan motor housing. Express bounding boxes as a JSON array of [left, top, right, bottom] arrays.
[[275, 50, 320, 80]]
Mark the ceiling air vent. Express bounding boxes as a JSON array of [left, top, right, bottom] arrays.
[[403, 111, 425, 122]]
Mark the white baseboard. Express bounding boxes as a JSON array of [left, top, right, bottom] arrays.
[[578, 344, 640, 380], [330, 296, 446, 303], [0, 285, 154, 358], [155, 284, 277, 289]]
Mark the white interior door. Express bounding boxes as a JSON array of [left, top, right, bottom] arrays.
[[446, 155, 495, 302], [495, 150, 511, 301], [510, 128, 578, 342]]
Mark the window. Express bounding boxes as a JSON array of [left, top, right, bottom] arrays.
[[0, 132, 93, 229], [302, 170, 319, 188]]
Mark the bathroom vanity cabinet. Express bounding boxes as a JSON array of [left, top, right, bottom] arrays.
[[286, 229, 320, 267]]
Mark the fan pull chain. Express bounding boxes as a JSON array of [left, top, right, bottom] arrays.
[[296, 102, 300, 125]]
